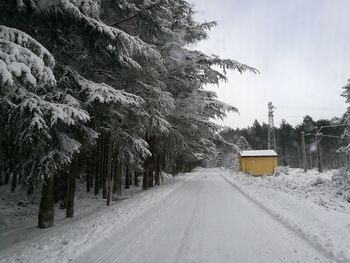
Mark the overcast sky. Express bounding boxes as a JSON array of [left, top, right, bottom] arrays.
[[189, 0, 350, 128]]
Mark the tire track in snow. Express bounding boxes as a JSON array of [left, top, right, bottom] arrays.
[[173, 178, 205, 263], [86, 176, 193, 263]]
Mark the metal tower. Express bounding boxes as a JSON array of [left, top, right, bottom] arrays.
[[267, 102, 277, 150]]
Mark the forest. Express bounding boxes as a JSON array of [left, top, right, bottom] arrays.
[[220, 115, 350, 170], [0, 0, 259, 229]]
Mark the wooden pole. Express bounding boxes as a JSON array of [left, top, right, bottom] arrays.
[[301, 132, 307, 172], [316, 127, 323, 173]]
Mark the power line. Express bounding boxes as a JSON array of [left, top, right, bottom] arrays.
[[278, 106, 345, 111]]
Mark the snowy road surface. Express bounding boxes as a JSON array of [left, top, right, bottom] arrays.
[[76, 168, 332, 263]]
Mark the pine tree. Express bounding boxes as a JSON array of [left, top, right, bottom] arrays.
[[0, 0, 259, 229], [236, 136, 252, 151]]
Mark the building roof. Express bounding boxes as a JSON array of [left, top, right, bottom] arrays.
[[240, 150, 278, 157]]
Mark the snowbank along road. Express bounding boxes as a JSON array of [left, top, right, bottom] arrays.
[[76, 168, 333, 263]]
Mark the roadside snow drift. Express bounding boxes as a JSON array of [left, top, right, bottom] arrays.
[[220, 167, 350, 263]]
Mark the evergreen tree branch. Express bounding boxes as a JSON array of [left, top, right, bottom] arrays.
[[109, 1, 162, 27]]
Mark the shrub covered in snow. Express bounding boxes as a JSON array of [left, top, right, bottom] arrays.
[[332, 168, 350, 202], [274, 166, 290, 176]]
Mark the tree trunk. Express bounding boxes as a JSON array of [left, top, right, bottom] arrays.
[[66, 157, 77, 218], [90, 158, 94, 189], [143, 163, 149, 190], [143, 135, 157, 189], [57, 170, 68, 209], [38, 176, 54, 228], [53, 173, 61, 203], [86, 171, 91, 193], [148, 170, 154, 188], [0, 166, 3, 186], [94, 137, 101, 195], [107, 166, 112, 206], [27, 175, 34, 195], [114, 159, 122, 195], [125, 166, 130, 189], [134, 170, 139, 187], [86, 155, 93, 193], [155, 154, 161, 186], [129, 168, 132, 186], [10, 173, 17, 192], [106, 133, 113, 206], [112, 157, 117, 194], [172, 164, 176, 177], [101, 131, 108, 199], [4, 171, 10, 185]]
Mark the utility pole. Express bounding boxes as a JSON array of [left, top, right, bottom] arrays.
[[301, 132, 307, 172], [315, 126, 323, 173], [301, 123, 347, 171], [267, 102, 277, 150]]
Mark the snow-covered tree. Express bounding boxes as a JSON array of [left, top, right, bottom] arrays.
[[0, 0, 258, 228], [158, 2, 256, 172], [236, 136, 252, 151], [0, 25, 97, 227], [338, 79, 350, 155]]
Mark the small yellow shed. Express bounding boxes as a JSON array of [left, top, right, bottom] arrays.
[[239, 150, 278, 176]]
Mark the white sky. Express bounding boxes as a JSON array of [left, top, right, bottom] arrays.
[[189, 0, 350, 128]]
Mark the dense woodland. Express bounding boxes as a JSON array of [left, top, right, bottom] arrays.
[[0, 0, 258, 228], [220, 115, 350, 170]]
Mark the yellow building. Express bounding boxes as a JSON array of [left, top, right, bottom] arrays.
[[239, 150, 278, 176]]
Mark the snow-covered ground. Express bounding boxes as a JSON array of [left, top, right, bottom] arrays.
[[74, 168, 339, 263], [219, 167, 350, 263], [0, 177, 147, 251], [0, 173, 188, 263], [1, 167, 349, 263]]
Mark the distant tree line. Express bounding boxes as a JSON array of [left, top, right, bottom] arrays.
[[220, 115, 349, 169]]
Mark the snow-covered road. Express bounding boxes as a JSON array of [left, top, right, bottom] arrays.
[[76, 168, 332, 263]]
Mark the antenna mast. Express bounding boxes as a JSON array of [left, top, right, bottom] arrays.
[[268, 102, 277, 150]]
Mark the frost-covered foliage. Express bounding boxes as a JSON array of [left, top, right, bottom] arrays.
[[212, 135, 251, 170], [0, 0, 257, 227], [0, 26, 92, 183], [332, 168, 350, 202], [236, 136, 252, 151], [13, 0, 162, 70], [0, 25, 55, 86], [77, 76, 143, 106], [339, 79, 350, 154], [93, 0, 257, 172], [115, 130, 151, 172]]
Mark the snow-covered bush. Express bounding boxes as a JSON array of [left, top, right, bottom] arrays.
[[332, 168, 350, 202], [274, 166, 290, 176]]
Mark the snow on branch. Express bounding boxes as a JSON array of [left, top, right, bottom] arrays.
[[20, 95, 90, 129], [149, 114, 172, 135], [164, 47, 258, 85], [136, 81, 175, 114], [209, 56, 258, 74], [23, 0, 162, 69], [115, 130, 151, 171], [0, 26, 55, 87], [0, 25, 55, 68], [78, 76, 144, 106], [60, 133, 82, 155], [174, 89, 237, 121], [30, 0, 101, 19]]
